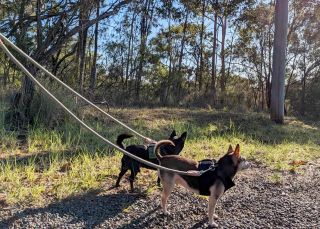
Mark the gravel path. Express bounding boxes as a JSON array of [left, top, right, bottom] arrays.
[[0, 161, 319, 229]]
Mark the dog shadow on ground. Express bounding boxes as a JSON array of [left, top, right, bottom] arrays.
[[0, 189, 143, 229], [117, 207, 160, 229], [117, 207, 212, 229], [119, 212, 211, 229]]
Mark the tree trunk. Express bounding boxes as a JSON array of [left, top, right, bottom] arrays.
[[125, 11, 136, 92], [220, 15, 227, 106], [177, 10, 188, 73], [90, 0, 100, 94], [211, 6, 218, 105], [198, 0, 206, 91], [260, 35, 265, 110], [300, 53, 307, 115], [175, 9, 189, 102], [270, 0, 288, 123], [284, 57, 296, 104], [78, 1, 89, 93], [3, 63, 9, 88], [266, 27, 272, 109], [36, 0, 42, 49], [136, 0, 152, 102], [165, 1, 173, 104], [16, 0, 35, 127], [300, 74, 306, 116]]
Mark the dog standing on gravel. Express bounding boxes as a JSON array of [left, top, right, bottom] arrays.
[[115, 130, 187, 191], [155, 140, 250, 227]]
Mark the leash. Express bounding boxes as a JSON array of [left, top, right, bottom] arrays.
[[198, 164, 219, 176], [0, 37, 204, 177], [0, 33, 154, 144]]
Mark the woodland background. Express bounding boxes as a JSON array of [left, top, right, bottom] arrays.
[[0, 0, 319, 120]]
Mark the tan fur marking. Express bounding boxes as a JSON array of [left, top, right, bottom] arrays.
[[234, 144, 240, 158], [208, 181, 225, 227]]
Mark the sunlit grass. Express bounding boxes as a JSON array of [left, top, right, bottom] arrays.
[[28, 127, 66, 153], [0, 130, 19, 154]]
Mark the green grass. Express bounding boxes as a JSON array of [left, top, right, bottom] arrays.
[[0, 107, 319, 205]]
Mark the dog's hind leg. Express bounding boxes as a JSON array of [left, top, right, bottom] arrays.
[[157, 177, 161, 187], [129, 165, 140, 192], [115, 168, 128, 187], [161, 175, 175, 215]]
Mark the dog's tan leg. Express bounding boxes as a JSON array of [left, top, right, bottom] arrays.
[[208, 183, 224, 227], [208, 196, 218, 227], [161, 176, 175, 215]]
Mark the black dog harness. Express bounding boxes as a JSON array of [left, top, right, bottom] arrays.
[[197, 159, 235, 196]]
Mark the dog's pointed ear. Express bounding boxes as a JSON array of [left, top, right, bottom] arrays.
[[227, 145, 233, 154], [181, 131, 187, 141], [169, 130, 177, 140], [234, 144, 240, 158]]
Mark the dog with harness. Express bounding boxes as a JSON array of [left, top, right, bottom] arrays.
[[115, 131, 187, 191], [155, 140, 250, 227]]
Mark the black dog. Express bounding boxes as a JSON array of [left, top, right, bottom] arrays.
[[115, 130, 187, 191]]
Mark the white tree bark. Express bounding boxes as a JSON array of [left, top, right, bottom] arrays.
[[270, 0, 288, 123]]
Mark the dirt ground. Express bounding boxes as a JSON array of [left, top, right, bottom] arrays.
[[0, 160, 319, 229]]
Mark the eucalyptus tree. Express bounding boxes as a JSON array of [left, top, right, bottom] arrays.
[[0, 0, 131, 128], [270, 0, 288, 123], [233, 2, 274, 110]]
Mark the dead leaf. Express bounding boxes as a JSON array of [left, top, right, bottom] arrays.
[[288, 160, 307, 166]]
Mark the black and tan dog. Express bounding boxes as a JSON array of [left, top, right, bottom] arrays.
[[155, 140, 250, 227], [115, 131, 187, 191]]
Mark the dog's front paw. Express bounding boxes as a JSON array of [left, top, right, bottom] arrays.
[[209, 221, 218, 228], [212, 214, 218, 219], [163, 210, 170, 216]]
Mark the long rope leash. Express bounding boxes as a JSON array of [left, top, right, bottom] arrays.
[[0, 38, 203, 177], [0, 33, 154, 143]]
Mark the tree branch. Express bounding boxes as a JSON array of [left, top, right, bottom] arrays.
[[42, 0, 131, 60]]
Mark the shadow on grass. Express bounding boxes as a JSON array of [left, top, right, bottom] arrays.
[[83, 108, 319, 145], [0, 147, 116, 171], [0, 189, 143, 229], [111, 109, 320, 145]]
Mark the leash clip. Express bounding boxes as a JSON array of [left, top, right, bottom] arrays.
[[199, 163, 218, 176]]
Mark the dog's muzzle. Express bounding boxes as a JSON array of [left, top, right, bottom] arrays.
[[239, 160, 251, 170]]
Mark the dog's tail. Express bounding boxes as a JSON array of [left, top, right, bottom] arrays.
[[116, 133, 133, 149], [154, 140, 175, 161]]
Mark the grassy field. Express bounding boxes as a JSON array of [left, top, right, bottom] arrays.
[[0, 107, 319, 205]]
